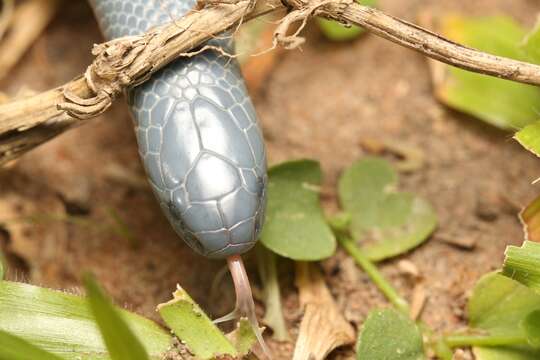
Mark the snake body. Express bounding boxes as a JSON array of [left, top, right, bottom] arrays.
[[88, 0, 268, 259]]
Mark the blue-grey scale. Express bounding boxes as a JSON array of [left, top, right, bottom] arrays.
[[88, 0, 268, 259]]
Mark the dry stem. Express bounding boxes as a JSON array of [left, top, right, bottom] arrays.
[[0, 0, 59, 81], [0, 0, 14, 41], [2, 0, 540, 165]]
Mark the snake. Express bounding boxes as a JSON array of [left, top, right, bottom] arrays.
[[88, 0, 269, 355]]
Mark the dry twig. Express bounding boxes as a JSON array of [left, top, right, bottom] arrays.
[[0, 0, 14, 41], [2, 0, 540, 165], [0, 0, 59, 80]]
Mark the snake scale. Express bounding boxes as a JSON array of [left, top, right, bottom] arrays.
[[88, 0, 270, 355], [89, 0, 268, 259]]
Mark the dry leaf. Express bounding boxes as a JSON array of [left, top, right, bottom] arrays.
[[293, 262, 355, 360]]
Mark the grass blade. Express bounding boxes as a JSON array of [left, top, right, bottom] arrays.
[[83, 275, 150, 360], [0, 281, 170, 359], [503, 241, 540, 293], [0, 329, 63, 360]]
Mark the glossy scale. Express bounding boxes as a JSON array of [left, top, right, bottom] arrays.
[[89, 0, 267, 258]]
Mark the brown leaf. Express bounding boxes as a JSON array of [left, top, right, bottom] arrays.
[[293, 262, 355, 360], [520, 194, 540, 242], [236, 13, 285, 95]]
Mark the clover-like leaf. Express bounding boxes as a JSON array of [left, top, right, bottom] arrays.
[[261, 160, 336, 260], [0, 280, 170, 359], [356, 308, 425, 360], [338, 157, 437, 261], [432, 15, 540, 130], [469, 273, 540, 359]]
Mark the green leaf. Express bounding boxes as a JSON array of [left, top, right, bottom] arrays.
[[261, 160, 336, 260], [522, 18, 540, 64], [317, 0, 376, 41], [157, 286, 237, 359], [0, 251, 4, 281], [356, 308, 425, 360], [523, 310, 540, 348], [503, 241, 540, 293], [468, 272, 540, 359], [338, 157, 437, 261], [469, 273, 540, 336], [0, 280, 170, 359], [0, 330, 63, 360], [515, 121, 540, 157], [227, 318, 258, 356], [83, 276, 149, 360], [316, 19, 364, 41], [474, 346, 540, 360], [435, 15, 540, 129]]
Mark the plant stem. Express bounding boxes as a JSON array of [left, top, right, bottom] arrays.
[[420, 324, 453, 360], [444, 334, 527, 348], [338, 234, 410, 315], [434, 338, 454, 360], [255, 245, 290, 341]]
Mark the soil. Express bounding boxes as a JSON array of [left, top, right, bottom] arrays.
[[1, 0, 540, 359]]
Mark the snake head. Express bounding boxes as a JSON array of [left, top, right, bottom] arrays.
[[164, 163, 267, 259]]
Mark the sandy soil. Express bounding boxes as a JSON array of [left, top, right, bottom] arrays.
[[1, 0, 539, 358]]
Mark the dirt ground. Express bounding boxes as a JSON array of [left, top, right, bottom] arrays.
[[1, 0, 540, 358]]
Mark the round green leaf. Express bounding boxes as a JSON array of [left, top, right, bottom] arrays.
[[338, 158, 437, 261], [260, 160, 336, 260], [356, 308, 425, 360]]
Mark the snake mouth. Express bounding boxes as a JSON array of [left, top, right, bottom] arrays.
[[163, 177, 267, 258]]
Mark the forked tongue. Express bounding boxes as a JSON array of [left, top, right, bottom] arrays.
[[220, 255, 272, 359]]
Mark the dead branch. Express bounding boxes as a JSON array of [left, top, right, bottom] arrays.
[[0, 0, 14, 41], [0, 0, 59, 82], [2, 0, 540, 165]]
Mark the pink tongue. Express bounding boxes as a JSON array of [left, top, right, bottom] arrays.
[[226, 255, 272, 359]]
